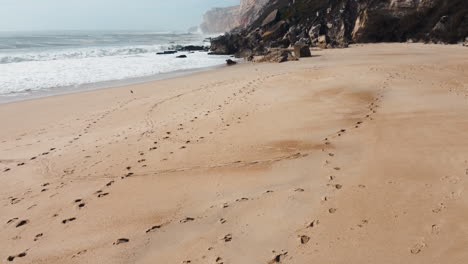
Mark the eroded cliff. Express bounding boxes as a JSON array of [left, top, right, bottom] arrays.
[[239, 0, 271, 27], [200, 6, 241, 34], [201, 0, 270, 33]]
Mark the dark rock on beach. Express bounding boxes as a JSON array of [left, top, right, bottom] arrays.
[[293, 43, 311, 58], [179, 45, 209, 52], [157, 50, 178, 55], [252, 48, 298, 63], [226, 59, 237, 65]]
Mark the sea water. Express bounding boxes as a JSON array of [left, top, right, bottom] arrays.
[[0, 31, 229, 101]]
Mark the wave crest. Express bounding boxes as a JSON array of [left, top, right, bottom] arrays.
[[0, 44, 195, 64]]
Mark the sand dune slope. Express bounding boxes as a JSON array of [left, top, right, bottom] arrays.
[[1, 43, 468, 264]]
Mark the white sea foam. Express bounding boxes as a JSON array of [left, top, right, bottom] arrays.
[[0, 44, 181, 64], [0, 32, 228, 97]]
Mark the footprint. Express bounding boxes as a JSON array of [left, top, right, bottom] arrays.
[[34, 233, 43, 241], [268, 251, 288, 263], [7, 252, 27, 262], [62, 217, 76, 224], [113, 238, 129, 245], [16, 220, 29, 228], [299, 235, 310, 244], [71, 250, 87, 258], [222, 234, 232, 242], [146, 225, 162, 233], [7, 217, 18, 224], [357, 219, 368, 228], [410, 242, 426, 254], [98, 193, 109, 198], [308, 220, 319, 228], [180, 217, 195, 223], [432, 203, 446, 213]]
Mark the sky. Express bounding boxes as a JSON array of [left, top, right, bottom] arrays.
[[0, 0, 239, 32]]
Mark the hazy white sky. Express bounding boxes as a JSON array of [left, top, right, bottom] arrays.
[[0, 0, 239, 31]]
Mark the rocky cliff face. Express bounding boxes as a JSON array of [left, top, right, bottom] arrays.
[[210, 0, 468, 57], [239, 0, 271, 27], [200, 6, 240, 34], [201, 0, 270, 34]]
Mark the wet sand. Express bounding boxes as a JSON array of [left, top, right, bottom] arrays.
[[1, 43, 468, 264]]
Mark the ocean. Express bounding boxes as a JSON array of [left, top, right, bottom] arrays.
[[0, 31, 230, 101]]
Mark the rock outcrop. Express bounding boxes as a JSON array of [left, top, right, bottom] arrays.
[[200, 6, 240, 34], [210, 0, 468, 57]]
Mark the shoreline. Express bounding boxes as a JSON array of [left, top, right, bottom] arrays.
[[0, 61, 232, 105], [1, 43, 468, 263]]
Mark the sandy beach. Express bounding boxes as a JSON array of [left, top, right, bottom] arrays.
[[1, 43, 468, 263]]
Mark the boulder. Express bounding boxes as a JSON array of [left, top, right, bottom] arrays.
[[209, 34, 240, 55], [293, 44, 311, 58], [226, 59, 237, 65], [179, 45, 208, 51], [254, 49, 298, 63], [157, 50, 177, 55], [317, 35, 329, 49]]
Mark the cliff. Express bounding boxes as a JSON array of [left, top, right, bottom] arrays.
[[239, 0, 271, 27], [210, 0, 468, 57], [200, 0, 270, 34], [200, 6, 240, 34]]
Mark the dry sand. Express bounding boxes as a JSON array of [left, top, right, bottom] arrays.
[[1, 43, 468, 264]]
